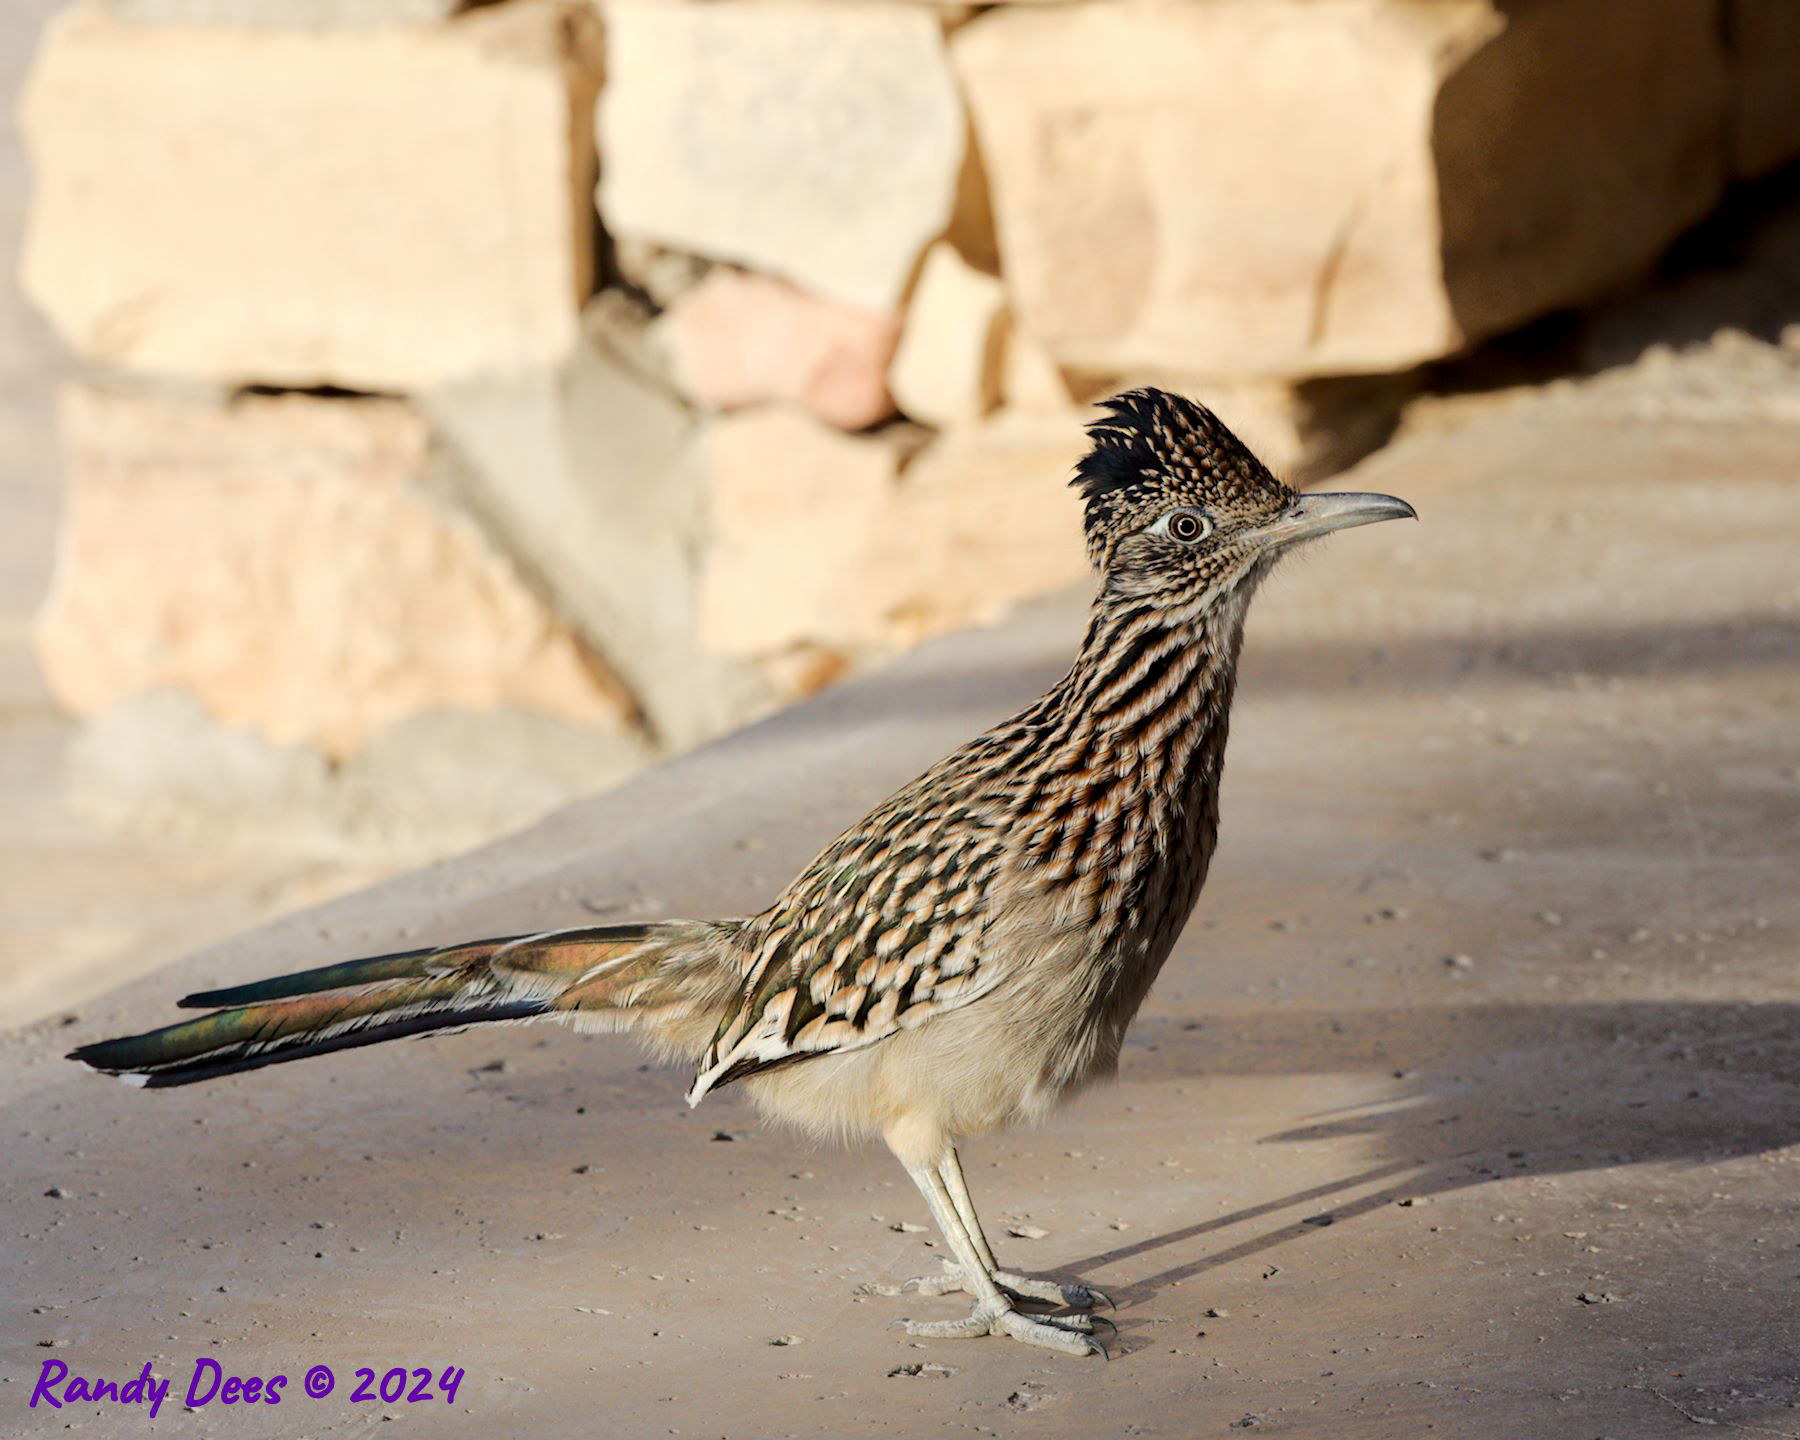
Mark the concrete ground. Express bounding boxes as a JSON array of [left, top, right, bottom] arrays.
[[4, 356, 1797, 1437]]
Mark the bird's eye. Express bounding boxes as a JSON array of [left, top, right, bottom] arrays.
[[1165, 510, 1212, 544]]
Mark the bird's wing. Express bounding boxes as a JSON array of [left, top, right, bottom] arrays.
[[686, 791, 1016, 1102]]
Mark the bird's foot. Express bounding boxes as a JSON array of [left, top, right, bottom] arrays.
[[856, 1261, 958, 1300], [992, 1269, 1113, 1311], [865, 1260, 1109, 1311], [895, 1299, 1106, 1358]]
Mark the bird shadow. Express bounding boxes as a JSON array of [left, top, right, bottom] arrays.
[[1062, 999, 1800, 1304]]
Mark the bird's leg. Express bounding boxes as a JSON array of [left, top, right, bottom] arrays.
[[940, 1146, 999, 1270], [867, 1147, 1114, 1311], [890, 1146, 996, 1298], [893, 1161, 1103, 1358], [937, 1147, 1111, 1311]]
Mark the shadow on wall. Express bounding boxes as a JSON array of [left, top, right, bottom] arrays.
[[1435, 154, 1800, 392], [1434, 1, 1732, 350]]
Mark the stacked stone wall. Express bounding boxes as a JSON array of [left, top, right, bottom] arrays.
[[19, 0, 1800, 774]]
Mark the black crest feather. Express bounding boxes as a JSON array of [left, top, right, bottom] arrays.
[[1071, 388, 1279, 541]]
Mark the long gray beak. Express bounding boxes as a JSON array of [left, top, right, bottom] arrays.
[[1252, 491, 1417, 549]]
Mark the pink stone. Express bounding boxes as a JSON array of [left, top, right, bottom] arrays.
[[657, 270, 898, 430]]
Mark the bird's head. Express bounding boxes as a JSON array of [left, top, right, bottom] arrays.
[[1072, 388, 1415, 616]]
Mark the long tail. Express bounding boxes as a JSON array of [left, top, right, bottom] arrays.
[[68, 921, 742, 1089]]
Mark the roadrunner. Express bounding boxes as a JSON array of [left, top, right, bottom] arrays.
[[72, 389, 1413, 1357]]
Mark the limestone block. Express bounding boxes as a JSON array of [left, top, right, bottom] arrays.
[[696, 407, 1088, 659], [696, 408, 909, 658], [999, 323, 1076, 414], [98, 0, 463, 23], [755, 644, 850, 706], [611, 238, 713, 310], [656, 270, 899, 430], [955, 0, 1728, 380], [597, 0, 965, 311], [1209, 378, 1412, 485], [889, 242, 1006, 429], [36, 385, 632, 756], [871, 412, 1090, 645], [20, 2, 602, 390], [1727, 0, 1800, 178], [69, 691, 650, 862], [425, 303, 777, 750]]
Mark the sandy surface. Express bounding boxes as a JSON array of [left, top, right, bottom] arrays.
[[4, 377, 1797, 1438]]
